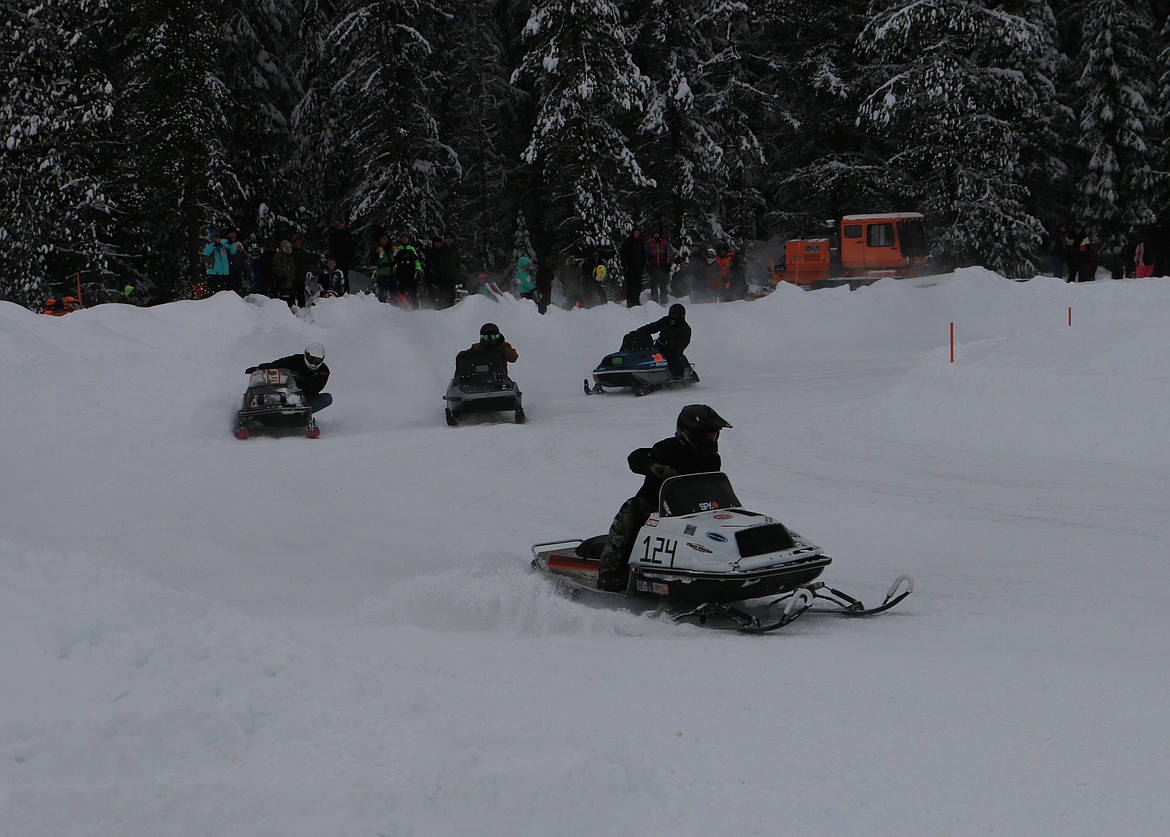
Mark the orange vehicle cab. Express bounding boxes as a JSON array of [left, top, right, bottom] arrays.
[[774, 212, 930, 290]]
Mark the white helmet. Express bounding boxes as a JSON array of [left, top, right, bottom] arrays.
[[304, 342, 326, 370]]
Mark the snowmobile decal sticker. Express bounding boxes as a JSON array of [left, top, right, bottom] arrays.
[[705, 532, 728, 543], [635, 580, 670, 596], [713, 513, 734, 519], [646, 517, 659, 527], [683, 525, 696, 535], [640, 535, 678, 567], [687, 542, 713, 553]]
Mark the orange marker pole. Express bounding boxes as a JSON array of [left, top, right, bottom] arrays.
[[950, 322, 954, 363], [1068, 306, 1072, 326]]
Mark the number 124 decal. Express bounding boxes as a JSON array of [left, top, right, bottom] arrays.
[[640, 535, 677, 566]]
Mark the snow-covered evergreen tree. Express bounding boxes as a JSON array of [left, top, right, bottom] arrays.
[[106, 0, 235, 297], [855, 0, 1052, 277], [630, 0, 763, 252], [431, 0, 525, 272], [326, 0, 456, 241], [219, 0, 303, 234], [750, 0, 902, 234], [292, 0, 350, 231], [0, 0, 114, 307], [513, 0, 652, 252], [1069, 0, 1161, 267]]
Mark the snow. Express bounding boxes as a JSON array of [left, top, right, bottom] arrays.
[[3, 269, 1170, 835]]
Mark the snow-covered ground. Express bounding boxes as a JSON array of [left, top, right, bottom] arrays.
[[3, 269, 1169, 836]]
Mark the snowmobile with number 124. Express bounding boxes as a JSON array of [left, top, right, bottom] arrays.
[[531, 472, 912, 632]]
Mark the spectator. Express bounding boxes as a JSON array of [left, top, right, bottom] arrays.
[[226, 226, 248, 294], [645, 228, 672, 305], [251, 241, 271, 296], [371, 231, 396, 303], [1065, 223, 1092, 283], [432, 231, 461, 309], [393, 232, 423, 307], [694, 247, 720, 301], [561, 255, 584, 310], [326, 219, 355, 278], [619, 227, 646, 307], [291, 234, 318, 304], [320, 255, 347, 296], [515, 255, 536, 304], [715, 245, 734, 299], [581, 249, 608, 308], [201, 227, 238, 294], [271, 239, 298, 307]]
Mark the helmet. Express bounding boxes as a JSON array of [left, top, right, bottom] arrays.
[[676, 404, 732, 453], [304, 342, 326, 370], [480, 323, 503, 344], [669, 303, 686, 318]]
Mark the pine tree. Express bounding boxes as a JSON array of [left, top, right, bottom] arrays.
[[750, 0, 900, 234], [431, 0, 525, 272], [106, 0, 235, 298], [219, 0, 303, 235], [855, 0, 1054, 277], [0, 0, 114, 307], [292, 0, 349, 233], [631, 0, 764, 253], [513, 0, 652, 253], [1069, 0, 1161, 269], [326, 0, 456, 242]]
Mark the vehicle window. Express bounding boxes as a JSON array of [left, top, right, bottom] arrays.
[[843, 224, 863, 239], [867, 223, 895, 247]]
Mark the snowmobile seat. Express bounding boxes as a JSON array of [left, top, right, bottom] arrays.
[[454, 349, 512, 390], [575, 534, 609, 560], [621, 330, 655, 352]]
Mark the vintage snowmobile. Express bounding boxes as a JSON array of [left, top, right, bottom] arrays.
[[444, 349, 525, 426], [585, 330, 698, 396], [531, 472, 912, 633], [235, 368, 320, 439]]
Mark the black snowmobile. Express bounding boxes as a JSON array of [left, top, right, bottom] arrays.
[[444, 349, 525, 426], [235, 368, 320, 439], [531, 472, 912, 633], [585, 330, 698, 396]]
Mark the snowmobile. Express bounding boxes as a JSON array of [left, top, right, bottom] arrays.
[[531, 472, 912, 633], [235, 368, 320, 439], [585, 330, 698, 396], [444, 349, 525, 426]]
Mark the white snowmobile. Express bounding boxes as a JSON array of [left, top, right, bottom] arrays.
[[531, 472, 912, 633]]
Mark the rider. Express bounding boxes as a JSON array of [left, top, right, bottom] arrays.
[[634, 302, 693, 380], [596, 405, 732, 591], [246, 342, 332, 413], [467, 322, 518, 371]]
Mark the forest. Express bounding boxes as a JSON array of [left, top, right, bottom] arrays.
[[3, 0, 1169, 307]]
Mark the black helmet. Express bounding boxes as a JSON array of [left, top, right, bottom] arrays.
[[669, 303, 686, 317], [676, 404, 731, 453], [479, 323, 502, 344]]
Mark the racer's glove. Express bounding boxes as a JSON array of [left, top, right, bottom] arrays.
[[245, 366, 258, 374], [648, 463, 677, 480]]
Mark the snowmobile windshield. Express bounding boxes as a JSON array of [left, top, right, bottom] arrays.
[[658, 472, 741, 517]]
